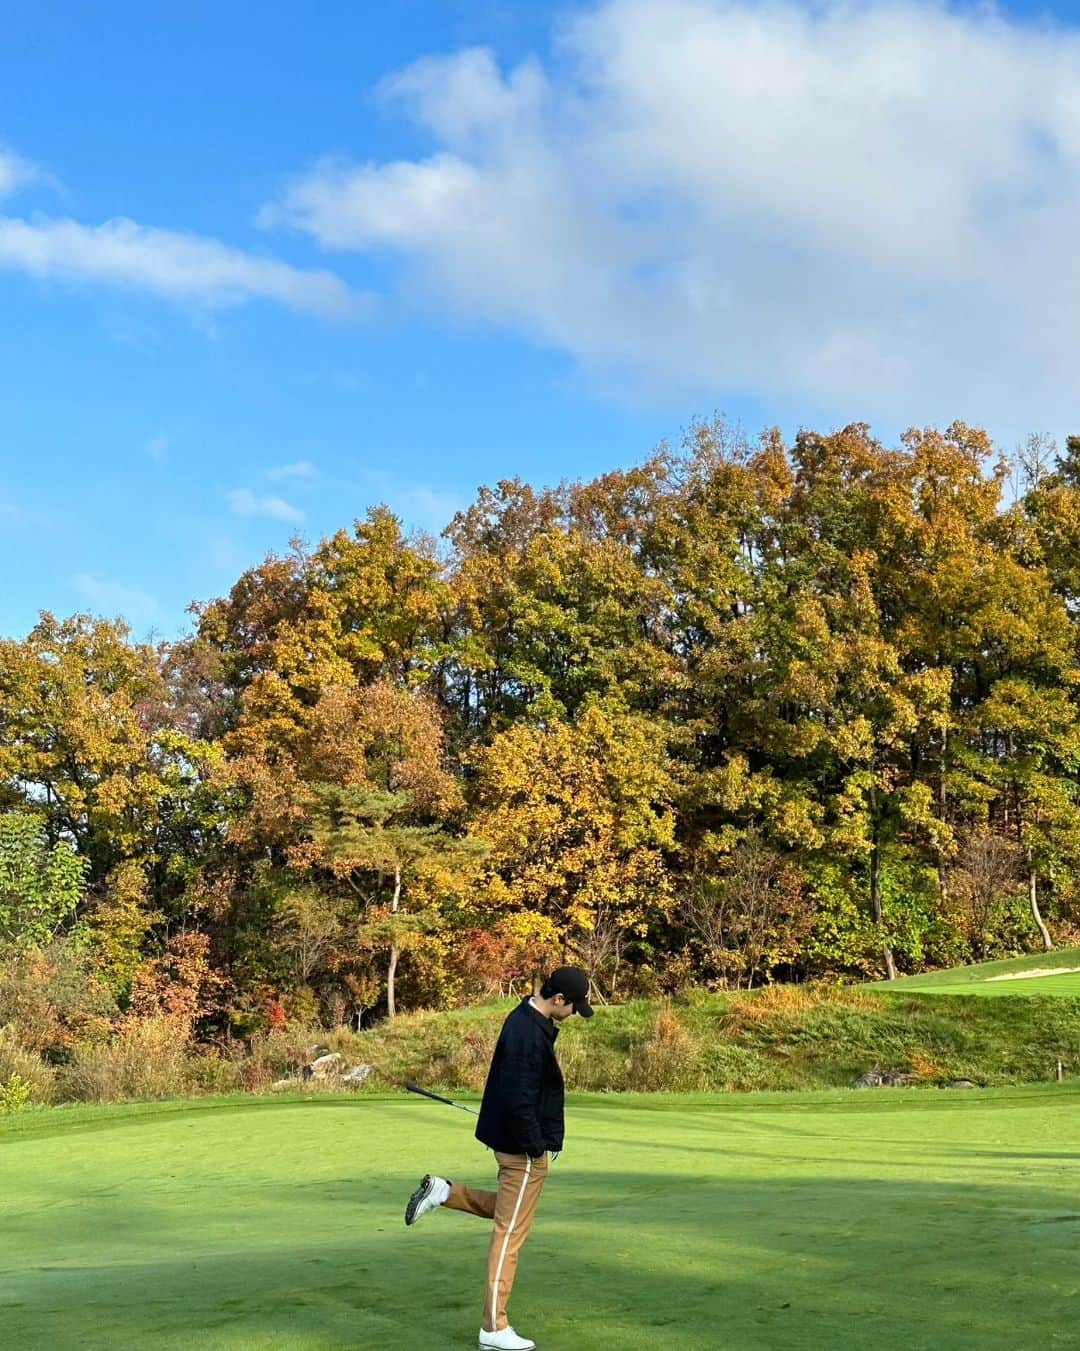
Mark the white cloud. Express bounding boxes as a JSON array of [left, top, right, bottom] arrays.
[[268, 459, 318, 480], [0, 148, 41, 198], [352, 468, 466, 533], [74, 573, 160, 625], [264, 0, 1080, 440], [228, 489, 306, 523], [0, 214, 364, 318], [393, 483, 467, 531]]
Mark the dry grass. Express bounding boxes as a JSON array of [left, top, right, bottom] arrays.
[[721, 982, 884, 1035], [58, 1017, 193, 1103], [626, 1004, 705, 1092], [909, 1049, 945, 1081], [0, 1028, 55, 1106]]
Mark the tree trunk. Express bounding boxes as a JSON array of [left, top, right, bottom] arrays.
[[936, 726, 949, 914], [387, 866, 401, 1020], [870, 822, 898, 981], [1028, 862, 1053, 952]]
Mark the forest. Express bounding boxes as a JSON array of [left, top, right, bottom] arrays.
[[4, 418, 1080, 1066]]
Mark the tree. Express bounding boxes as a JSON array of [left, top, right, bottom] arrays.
[[288, 681, 483, 1018], [196, 509, 448, 760], [0, 814, 86, 951], [304, 785, 484, 1017], [471, 702, 676, 991], [682, 830, 812, 987], [950, 827, 1022, 960], [0, 613, 221, 909]]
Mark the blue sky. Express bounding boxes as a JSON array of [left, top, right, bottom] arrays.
[[3, 0, 1080, 640]]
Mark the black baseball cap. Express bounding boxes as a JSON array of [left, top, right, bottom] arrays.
[[544, 966, 594, 1018]]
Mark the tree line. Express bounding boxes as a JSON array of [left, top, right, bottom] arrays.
[[4, 418, 1080, 1038]]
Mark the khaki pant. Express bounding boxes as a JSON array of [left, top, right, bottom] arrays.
[[444, 1151, 549, 1332]]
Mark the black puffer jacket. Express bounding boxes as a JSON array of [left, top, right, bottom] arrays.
[[475, 999, 565, 1157]]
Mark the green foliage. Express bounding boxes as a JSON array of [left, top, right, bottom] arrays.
[[84, 860, 158, 996], [0, 814, 87, 951], [0, 1072, 32, 1112], [8, 416, 1080, 1040], [0, 1023, 55, 1106], [356, 984, 1080, 1094], [802, 857, 882, 975]]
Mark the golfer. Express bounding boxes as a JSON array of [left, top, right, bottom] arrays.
[[404, 966, 593, 1351]]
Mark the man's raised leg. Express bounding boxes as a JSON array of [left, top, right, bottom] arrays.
[[405, 1173, 497, 1225]]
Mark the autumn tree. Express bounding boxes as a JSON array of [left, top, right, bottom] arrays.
[[0, 613, 222, 963], [470, 702, 676, 995], [286, 681, 483, 1018]]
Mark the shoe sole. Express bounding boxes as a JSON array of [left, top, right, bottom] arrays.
[[405, 1173, 434, 1226]]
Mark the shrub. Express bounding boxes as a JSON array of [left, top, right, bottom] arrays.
[[0, 1072, 33, 1112], [184, 1049, 244, 1096], [57, 1016, 191, 1103], [237, 1025, 323, 1091], [626, 1004, 704, 1092], [0, 941, 116, 1058], [0, 1027, 55, 1104]]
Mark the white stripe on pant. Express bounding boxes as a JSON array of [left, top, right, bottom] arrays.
[[489, 1154, 531, 1332], [443, 1151, 549, 1332]]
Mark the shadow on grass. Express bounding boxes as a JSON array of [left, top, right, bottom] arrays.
[[1, 1164, 1078, 1351]]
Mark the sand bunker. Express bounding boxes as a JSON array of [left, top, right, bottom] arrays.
[[986, 966, 1080, 982]]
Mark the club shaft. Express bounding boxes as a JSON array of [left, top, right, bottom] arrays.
[[406, 1082, 479, 1115]]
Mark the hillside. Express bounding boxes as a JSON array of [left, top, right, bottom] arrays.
[[352, 982, 1080, 1096]]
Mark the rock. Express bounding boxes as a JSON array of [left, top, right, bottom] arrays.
[[944, 1079, 977, 1089], [342, 1064, 372, 1084], [270, 1077, 297, 1091], [308, 1052, 344, 1079], [852, 1069, 918, 1088]]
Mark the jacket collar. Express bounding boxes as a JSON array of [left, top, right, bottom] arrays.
[[520, 996, 558, 1041]]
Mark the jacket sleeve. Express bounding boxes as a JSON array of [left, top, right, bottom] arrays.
[[502, 1034, 547, 1158]]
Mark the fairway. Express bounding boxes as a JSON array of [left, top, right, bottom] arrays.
[[2, 1088, 1079, 1350], [875, 947, 1080, 998]]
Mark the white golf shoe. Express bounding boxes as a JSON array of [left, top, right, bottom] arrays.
[[404, 1173, 450, 1226], [478, 1328, 536, 1350]]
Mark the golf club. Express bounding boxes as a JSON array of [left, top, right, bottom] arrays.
[[405, 1081, 480, 1116]]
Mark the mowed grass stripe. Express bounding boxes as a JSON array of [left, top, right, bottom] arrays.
[[2, 1088, 1079, 1350], [874, 946, 1080, 996], [914, 973, 1080, 998]]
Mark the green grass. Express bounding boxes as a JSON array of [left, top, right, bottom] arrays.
[[2, 1087, 1080, 1349], [358, 986, 1080, 1093], [873, 946, 1080, 997]]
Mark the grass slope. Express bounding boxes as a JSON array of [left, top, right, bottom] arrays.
[[359, 987, 1080, 1093], [872, 946, 1080, 996], [2, 1088, 1079, 1350]]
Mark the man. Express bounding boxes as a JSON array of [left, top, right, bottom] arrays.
[[404, 966, 593, 1351]]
